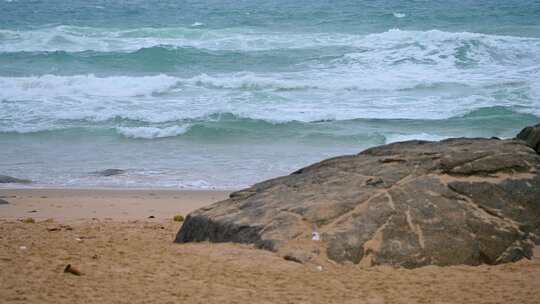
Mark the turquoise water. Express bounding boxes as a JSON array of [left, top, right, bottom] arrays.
[[1, 0, 539, 188]]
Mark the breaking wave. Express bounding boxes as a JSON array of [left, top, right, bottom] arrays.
[[1, 26, 539, 53]]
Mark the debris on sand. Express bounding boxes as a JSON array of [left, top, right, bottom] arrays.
[[64, 264, 82, 276]]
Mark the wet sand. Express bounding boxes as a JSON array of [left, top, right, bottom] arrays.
[[0, 188, 229, 221]]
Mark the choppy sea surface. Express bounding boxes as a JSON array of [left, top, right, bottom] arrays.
[[1, 0, 539, 189]]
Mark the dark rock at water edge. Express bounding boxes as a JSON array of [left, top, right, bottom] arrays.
[[0, 175, 31, 184], [0, 198, 9, 205], [517, 123, 540, 154], [93, 169, 126, 177], [176, 125, 540, 268]]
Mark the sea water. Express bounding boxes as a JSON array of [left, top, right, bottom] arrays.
[[1, 0, 539, 188]]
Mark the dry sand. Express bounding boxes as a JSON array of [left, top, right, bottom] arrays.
[[1, 188, 540, 304]]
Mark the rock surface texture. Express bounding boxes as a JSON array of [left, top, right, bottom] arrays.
[[176, 126, 540, 268], [517, 123, 540, 154]]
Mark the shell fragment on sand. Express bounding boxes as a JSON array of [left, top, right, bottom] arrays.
[[64, 264, 82, 276]]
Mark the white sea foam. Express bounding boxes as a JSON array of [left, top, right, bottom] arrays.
[[1, 27, 539, 132], [0, 68, 538, 133], [0, 74, 180, 100], [393, 12, 406, 18], [190, 22, 204, 27], [115, 125, 191, 139], [178, 179, 212, 189], [188, 73, 317, 91], [385, 133, 446, 144]]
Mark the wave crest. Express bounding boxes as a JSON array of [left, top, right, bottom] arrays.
[[0, 74, 180, 99], [116, 125, 191, 139], [1, 26, 538, 53]]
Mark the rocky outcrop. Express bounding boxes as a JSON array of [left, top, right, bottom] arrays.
[[0, 198, 9, 205], [93, 169, 125, 177], [176, 126, 540, 268], [0, 175, 31, 184], [517, 123, 540, 154]]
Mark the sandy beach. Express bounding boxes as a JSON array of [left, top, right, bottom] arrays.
[[0, 188, 539, 304], [0, 188, 229, 221]]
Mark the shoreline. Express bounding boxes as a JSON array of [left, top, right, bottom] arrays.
[[0, 188, 230, 222], [0, 185, 239, 191]]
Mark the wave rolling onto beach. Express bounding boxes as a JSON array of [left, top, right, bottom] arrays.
[[1, 0, 539, 188]]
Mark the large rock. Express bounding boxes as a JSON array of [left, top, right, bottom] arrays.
[[517, 123, 540, 154], [176, 128, 540, 268], [0, 175, 31, 184]]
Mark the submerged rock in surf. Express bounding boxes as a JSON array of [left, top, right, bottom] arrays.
[[93, 169, 126, 177], [176, 124, 540, 268], [0, 175, 31, 184]]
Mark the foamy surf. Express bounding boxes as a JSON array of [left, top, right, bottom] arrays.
[[116, 125, 191, 139], [2, 0, 540, 189], [385, 133, 445, 144], [0, 26, 538, 53]]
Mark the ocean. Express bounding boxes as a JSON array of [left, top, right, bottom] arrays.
[[1, 0, 539, 189]]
